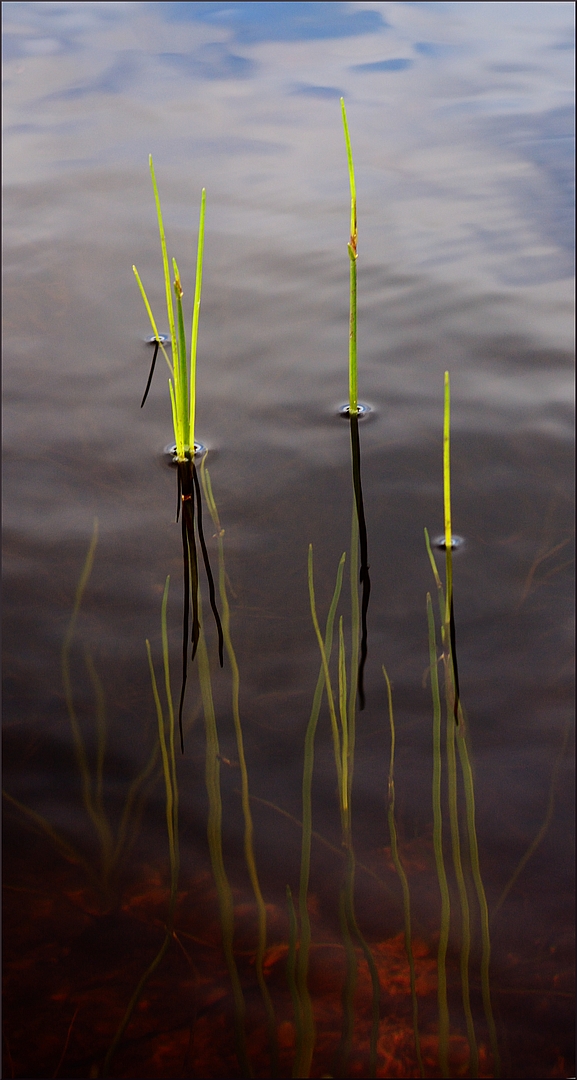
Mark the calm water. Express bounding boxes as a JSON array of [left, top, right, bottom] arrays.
[[3, 3, 574, 1078]]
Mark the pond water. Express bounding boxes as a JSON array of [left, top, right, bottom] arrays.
[[3, 3, 574, 1078]]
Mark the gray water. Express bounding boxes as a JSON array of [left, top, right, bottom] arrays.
[[3, 4, 574, 1078]]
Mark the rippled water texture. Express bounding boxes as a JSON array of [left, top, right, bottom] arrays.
[[3, 3, 574, 1078]]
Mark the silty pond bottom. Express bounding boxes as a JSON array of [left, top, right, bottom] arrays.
[[2, 3, 574, 1078]]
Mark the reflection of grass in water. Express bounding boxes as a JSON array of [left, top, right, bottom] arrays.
[[201, 456, 279, 1075], [308, 537, 381, 1079], [383, 665, 424, 1078], [103, 576, 179, 1077], [3, 518, 160, 900]]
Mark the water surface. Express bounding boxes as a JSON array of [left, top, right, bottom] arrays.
[[3, 3, 574, 1077]]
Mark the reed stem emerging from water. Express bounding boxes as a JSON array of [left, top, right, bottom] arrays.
[[133, 157, 205, 461], [425, 373, 500, 1078], [341, 98, 358, 416]]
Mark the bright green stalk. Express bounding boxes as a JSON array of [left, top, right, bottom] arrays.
[[200, 460, 278, 1075], [133, 158, 206, 461], [149, 155, 176, 355], [443, 371, 453, 621], [132, 266, 173, 376], [383, 666, 424, 1078], [295, 552, 345, 1079], [341, 98, 358, 415], [190, 188, 206, 456], [197, 611, 251, 1077], [427, 592, 450, 1076], [173, 260, 190, 453]]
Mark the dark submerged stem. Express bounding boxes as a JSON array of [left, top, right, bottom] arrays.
[[349, 413, 370, 709], [192, 460, 224, 667], [177, 459, 200, 752], [449, 595, 461, 724], [177, 456, 224, 752], [140, 339, 159, 408]]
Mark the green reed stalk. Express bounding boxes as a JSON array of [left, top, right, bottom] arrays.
[[200, 460, 278, 1075], [383, 666, 424, 1077], [197, 610, 251, 1077], [439, 375, 479, 1070], [427, 592, 450, 1076], [294, 553, 345, 1079], [133, 157, 205, 460], [103, 578, 179, 1078], [443, 373, 499, 1075], [341, 98, 358, 415]]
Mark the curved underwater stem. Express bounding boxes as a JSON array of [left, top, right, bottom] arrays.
[[103, 579, 179, 1078], [200, 458, 277, 1075], [294, 550, 345, 1078], [427, 592, 451, 1077], [197, 603, 251, 1077], [383, 667, 424, 1077]]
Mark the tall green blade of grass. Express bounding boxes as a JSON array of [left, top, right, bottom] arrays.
[[133, 157, 206, 461], [427, 591, 450, 1076], [341, 98, 358, 416], [383, 666, 424, 1077], [189, 188, 205, 457], [200, 459, 278, 1075], [197, 604, 251, 1077]]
